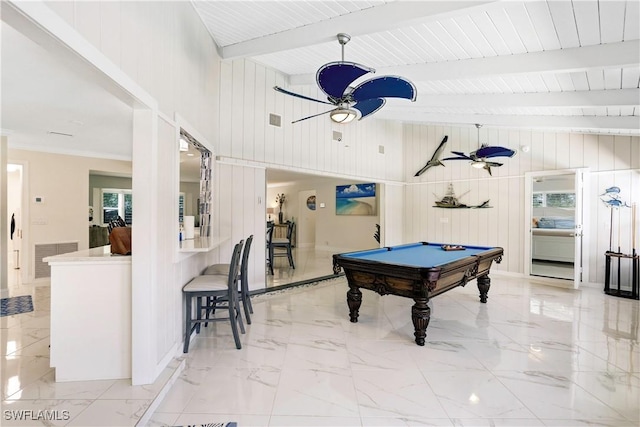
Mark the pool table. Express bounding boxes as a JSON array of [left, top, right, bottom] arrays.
[[333, 242, 503, 346]]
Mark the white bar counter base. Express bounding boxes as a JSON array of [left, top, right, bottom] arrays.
[[45, 237, 229, 382], [45, 246, 131, 382]]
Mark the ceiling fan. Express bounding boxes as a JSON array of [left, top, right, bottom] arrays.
[[442, 124, 516, 176], [274, 33, 416, 124]]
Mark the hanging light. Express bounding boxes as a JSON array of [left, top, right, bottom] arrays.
[[475, 123, 482, 143], [470, 124, 485, 168], [330, 107, 357, 124]]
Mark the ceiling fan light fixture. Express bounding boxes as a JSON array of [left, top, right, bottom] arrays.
[[471, 161, 486, 169], [330, 108, 357, 124]]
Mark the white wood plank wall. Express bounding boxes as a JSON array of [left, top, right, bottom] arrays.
[[404, 124, 640, 285], [43, 1, 223, 379], [216, 59, 405, 183], [380, 183, 405, 247], [37, 0, 639, 382], [45, 1, 220, 144], [214, 163, 267, 293]]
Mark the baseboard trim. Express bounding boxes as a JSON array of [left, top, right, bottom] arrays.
[[135, 358, 186, 426], [252, 273, 344, 296]]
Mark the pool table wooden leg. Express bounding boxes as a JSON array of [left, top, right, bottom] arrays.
[[477, 274, 490, 303], [347, 286, 362, 323], [412, 298, 430, 346]]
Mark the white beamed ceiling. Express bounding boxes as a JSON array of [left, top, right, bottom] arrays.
[[194, 0, 640, 135]]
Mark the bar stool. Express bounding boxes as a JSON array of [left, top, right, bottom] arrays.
[[204, 235, 253, 324], [182, 240, 244, 352]]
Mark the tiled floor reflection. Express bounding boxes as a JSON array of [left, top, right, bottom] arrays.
[[3, 265, 639, 426], [1, 273, 178, 427], [151, 276, 639, 427], [266, 247, 337, 288]]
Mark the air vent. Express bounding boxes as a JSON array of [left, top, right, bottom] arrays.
[[34, 242, 78, 278], [378, 145, 385, 154], [269, 113, 282, 127], [333, 131, 342, 141]]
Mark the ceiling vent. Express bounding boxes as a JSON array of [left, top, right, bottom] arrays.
[[378, 145, 385, 154], [269, 113, 282, 128]]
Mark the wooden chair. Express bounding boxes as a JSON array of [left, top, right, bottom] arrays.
[[269, 220, 295, 270], [266, 222, 275, 275], [182, 240, 245, 352], [203, 235, 254, 324]]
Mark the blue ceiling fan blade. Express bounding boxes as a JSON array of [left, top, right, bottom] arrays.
[[443, 151, 474, 161], [316, 62, 374, 99], [475, 146, 516, 158], [351, 76, 417, 102], [443, 156, 473, 161], [291, 108, 335, 124], [273, 86, 334, 105], [353, 98, 385, 119]]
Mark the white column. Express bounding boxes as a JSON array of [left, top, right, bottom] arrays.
[[131, 109, 158, 385], [1, 136, 8, 297]]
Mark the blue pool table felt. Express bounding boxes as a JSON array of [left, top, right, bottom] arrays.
[[342, 242, 493, 268]]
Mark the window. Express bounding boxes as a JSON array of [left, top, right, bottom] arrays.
[[102, 189, 132, 225], [532, 192, 575, 208], [532, 193, 544, 207]]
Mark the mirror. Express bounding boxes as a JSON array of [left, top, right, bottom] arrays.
[[529, 173, 576, 281], [179, 129, 212, 238]]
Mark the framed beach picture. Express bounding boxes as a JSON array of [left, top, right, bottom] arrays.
[[336, 183, 377, 216]]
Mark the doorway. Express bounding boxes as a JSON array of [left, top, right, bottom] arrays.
[[524, 169, 589, 289], [6, 163, 25, 281]]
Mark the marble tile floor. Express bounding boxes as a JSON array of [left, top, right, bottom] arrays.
[[2, 266, 639, 426], [531, 260, 574, 281], [1, 272, 181, 427], [266, 247, 336, 288], [150, 275, 639, 427]]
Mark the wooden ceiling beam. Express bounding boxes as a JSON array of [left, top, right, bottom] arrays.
[[400, 89, 640, 109], [289, 40, 640, 85], [376, 111, 640, 134], [220, 1, 499, 59]]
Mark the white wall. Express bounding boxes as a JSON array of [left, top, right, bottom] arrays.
[[15, 0, 408, 384], [1, 137, 8, 297], [380, 183, 405, 247], [6, 166, 22, 268], [268, 178, 381, 252], [403, 124, 640, 284], [25, 0, 637, 387], [18, 0, 221, 383], [6, 149, 132, 281], [217, 59, 405, 182], [214, 162, 267, 293], [44, 1, 220, 143]]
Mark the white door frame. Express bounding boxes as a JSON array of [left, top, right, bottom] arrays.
[[524, 168, 590, 289], [6, 161, 30, 284]]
